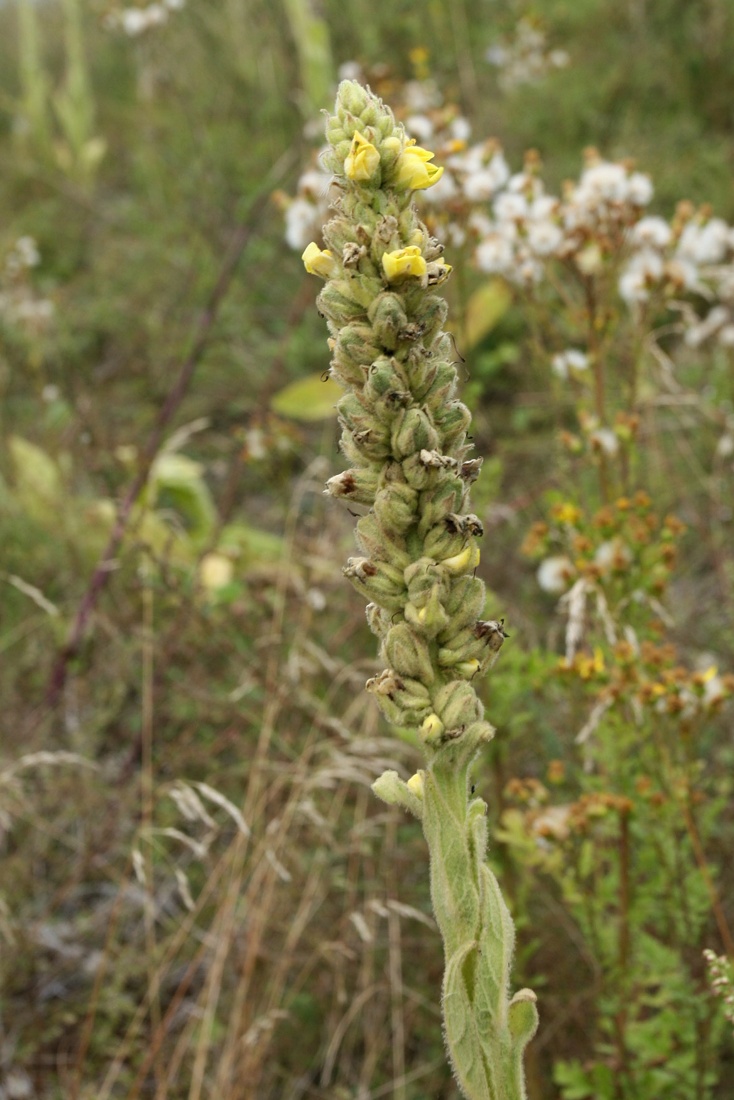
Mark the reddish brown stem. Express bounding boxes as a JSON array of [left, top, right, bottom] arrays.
[[45, 158, 294, 707]]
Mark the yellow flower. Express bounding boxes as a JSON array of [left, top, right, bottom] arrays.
[[394, 143, 444, 191], [302, 242, 338, 278], [382, 245, 428, 282], [344, 131, 381, 181], [407, 771, 425, 797], [576, 647, 606, 680], [551, 502, 582, 526], [420, 714, 444, 741], [441, 544, 481, 574]]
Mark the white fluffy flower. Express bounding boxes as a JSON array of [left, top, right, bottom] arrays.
[[527, 220, 563, 256], [537, 556, 575, 594], [684, 305, 730, 348], [577, 161, 629, 204], [677, 219, 730, 265], [589, 429, 619, 457], [631, 216, 672, 250], [626, 172, 653, 206], [551, 349, 588, 378], [285, 198, 320, 251], [475, 232, 515, 275], [406, 114, 434, 145], [618, 248, 664, 303], [449, 116, 472, 143], [494, 192, 528, 221], [595, 537, 630, 571]]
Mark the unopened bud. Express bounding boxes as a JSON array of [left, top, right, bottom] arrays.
[[440, 576, 486, 636], [373, 481, 418, 535], [405, 583, 450, 637], [343, 557, 407, 611], [391, 407, 440, 460], [325, 468, 379, 506], [384, 622, 435, 684], [432, 680, 483, 729], [433, 400, 471, 449], [368, 292, 408, 351], [356, 512, 410, 569]]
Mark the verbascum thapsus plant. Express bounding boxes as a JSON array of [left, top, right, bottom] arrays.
[[303, 80, 538, 1100]]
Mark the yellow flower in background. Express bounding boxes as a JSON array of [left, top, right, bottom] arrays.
[[576, 647, 606, 680], [552, 501, 582, 525], [382, 245, 428, 281], [394, 143, 444, 191], [344, 131, 381, 181], [302, 242, 338, 278]]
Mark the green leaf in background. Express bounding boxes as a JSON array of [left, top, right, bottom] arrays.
[[149, 452, 217, 541], [270, 373, 341, 421], [219, 521, 285, 566], [282, 0, 334, 118], [7, 435, 63, 523], [458, 278, 512, 352]]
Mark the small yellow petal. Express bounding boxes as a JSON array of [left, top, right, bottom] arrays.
[[393, 145, 444, 191], [382, 245, 428, 282], [455, 659, 480, 678], [406, 772, 424, 797], [344, 131, 381, 181], [420, 714, 444, 741], [302, 242, 337, 278], [442, 544, 481, 574]]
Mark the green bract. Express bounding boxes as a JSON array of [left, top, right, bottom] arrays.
[[306, 80, 538, 1100]]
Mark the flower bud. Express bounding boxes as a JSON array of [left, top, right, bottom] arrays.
[[355, 512, 410, 569], [420, 714, 445, 743], [439, 576, 486, 636], [391, 407, 440, 460], [433, 400, 472, 450], [414, 359, 457, 407], [336, 391, 372, 433], [325, 467, 379, 506], [365, 602, 392, 639], [405, 582, 450, 637], [335, 82, 372, 119], [318, 282, 367, 325], [437, 626, 486, 669], [343, 557, 407, 611], [372, 769, 423, 819], [454, 659, 481, 679], [406, 771, 425, 797], [368, 292, 408, 351], [417, 481, 464, 538], [373, 480, 418, 535], [366, 669, 433, 726], [332, 323, 382, 385], [432, 680, 483, 729], [383, 622, 435, 684], [340, 424, 392, 464], [416, 294, 448, 345], [363, 356, 406, 399], [422, 518, 469, 561]]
